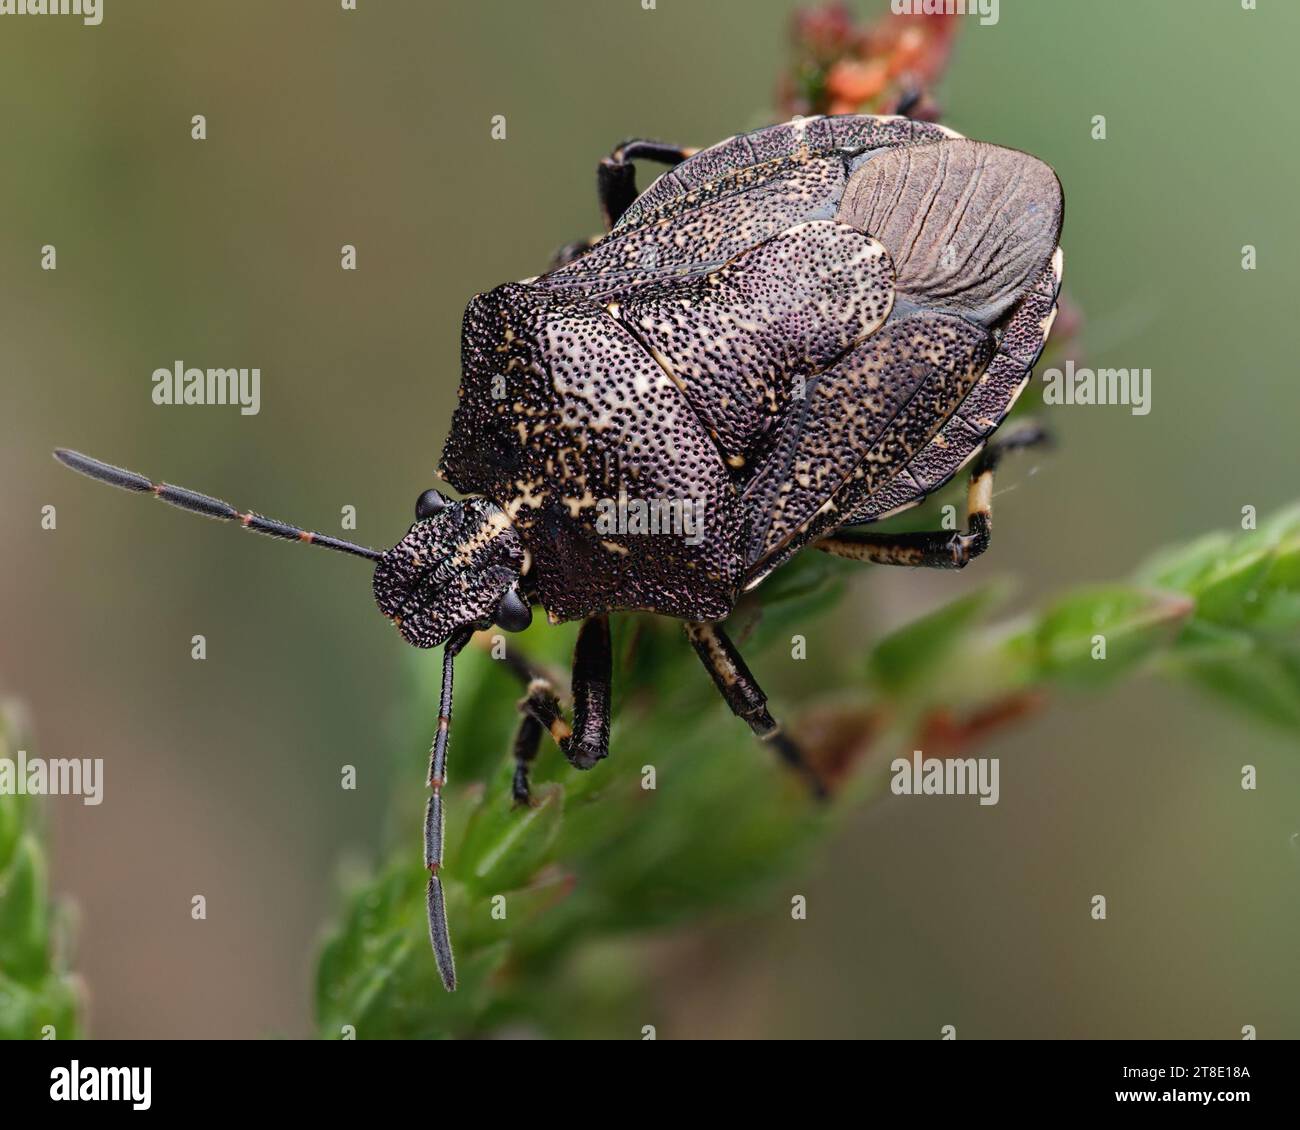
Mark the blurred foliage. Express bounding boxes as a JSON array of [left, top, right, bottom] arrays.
[[316, 503, 1300, 1038], [778, 1, 958, 119], [0, 703, 84, 1040]]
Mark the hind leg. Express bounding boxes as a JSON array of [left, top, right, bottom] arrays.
[[816, 422, 1048, 570], [684, 620, 827, 799]]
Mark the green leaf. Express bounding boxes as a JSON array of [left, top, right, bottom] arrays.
[[0, 836, 48, 986], [0, 702, 84, 1039], [315, 858, 514, 1039], [1135, 530, 1233, 593], [868, 582, 1008, 694], [1258, 503, 1300, 545], [315, 860, 421, 1032], [1168, 618, 1256, 663], [1179, 644, 1300, 733], [0, 968, 79, 1041], [1247, 535, 1300, 634], [456, 868, 574, 950], [457, 779, 564, 896], [1031, 585, 1193, 687], [0, 775, 24, 874]]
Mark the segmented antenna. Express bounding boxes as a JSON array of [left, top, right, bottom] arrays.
[[53, 448, 382, 562], [425, 628, 472, 992]]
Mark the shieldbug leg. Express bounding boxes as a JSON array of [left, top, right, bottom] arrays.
[[560, 615, 612, 771], [597, 138, 694, 229], [491, 636, 551, 689], [515, 676, 576, 803], [510, 676, 570, 805], [503, 618, 613, 801], [510, 712, 545, 807], [684, 621, 827, 800], [894, 85, 923, 118], [548, 237, 599, 271], [518, 677, 569, 747], [515, 616, 612, 773], [424, 628, 472, 992], [815, 422, 1050, 571], [868, 420, 1048, 566], [485, 640, 571, 804]]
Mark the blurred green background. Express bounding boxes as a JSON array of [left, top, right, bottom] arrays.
[[3, 0, 1298, 1038]]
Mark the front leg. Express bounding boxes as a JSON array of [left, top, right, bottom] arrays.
[[684, 620, 827, 799], [510, 713, 545, 807], [564, 614, 612, 769], [510, 615, 613, 804], [546, 140, 695, 270]]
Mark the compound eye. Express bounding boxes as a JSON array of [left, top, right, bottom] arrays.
[[415, 489, 449, 521], [494, 587, 533, 633]]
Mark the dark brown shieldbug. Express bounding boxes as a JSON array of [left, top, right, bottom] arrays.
[[56, 113, 1063, 991]]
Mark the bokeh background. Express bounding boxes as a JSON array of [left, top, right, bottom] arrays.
[[3, 0, 1298, 1038]]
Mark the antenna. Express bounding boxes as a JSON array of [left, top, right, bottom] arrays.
[[54, 448, 383, 562], [424, 627, 473, 992]]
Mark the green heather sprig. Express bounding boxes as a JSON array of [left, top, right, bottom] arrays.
[[315, 503, 1300, 1039], [0, 703, 84, 1040]]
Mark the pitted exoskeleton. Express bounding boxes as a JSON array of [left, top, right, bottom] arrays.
[[56, 111, 1064, 993]]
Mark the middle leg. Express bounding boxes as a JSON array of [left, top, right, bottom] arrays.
[[684, 620, 827, 798]]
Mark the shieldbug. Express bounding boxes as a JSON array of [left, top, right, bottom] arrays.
[[56, 113, 1063, 991]]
